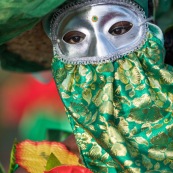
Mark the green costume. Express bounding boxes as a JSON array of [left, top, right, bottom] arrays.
[[48, 0, 173, 172], [52, 24, 173, 172]]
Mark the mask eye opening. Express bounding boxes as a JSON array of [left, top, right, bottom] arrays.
[[63, 31, 86, 44], [108, 21, 133, 36]]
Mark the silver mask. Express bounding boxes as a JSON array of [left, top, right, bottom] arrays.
[[51, 0, 148, 64]]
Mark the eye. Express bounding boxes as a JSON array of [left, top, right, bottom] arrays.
[[63, 31, 86, 44], [109, 21, 133, 36]]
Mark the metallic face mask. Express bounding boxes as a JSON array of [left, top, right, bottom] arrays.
[[51, 0, 148, 64]]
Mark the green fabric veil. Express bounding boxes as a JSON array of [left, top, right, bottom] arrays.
[[0, 0, 66, 45]]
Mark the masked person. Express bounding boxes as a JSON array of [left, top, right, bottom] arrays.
[[43, 0, 173, 172]]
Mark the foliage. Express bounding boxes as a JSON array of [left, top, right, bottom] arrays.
[[45, 153, 61, 171], [8, 140, 19, 173]]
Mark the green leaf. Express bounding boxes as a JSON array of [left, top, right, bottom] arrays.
[[45, 153, 61, 171], [8, 140, 19, 173], [0, 162, 5, 173]]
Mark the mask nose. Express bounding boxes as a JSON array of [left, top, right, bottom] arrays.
[[89, 33, 117, 57]]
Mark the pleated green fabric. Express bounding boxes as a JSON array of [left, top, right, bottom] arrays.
[[0, 0, 66, 45], [52, 25, 173, 172]]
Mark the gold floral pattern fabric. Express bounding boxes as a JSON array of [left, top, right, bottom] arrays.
[[52, 30, 173, 173]]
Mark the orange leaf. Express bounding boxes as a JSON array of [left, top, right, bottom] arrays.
[[15, 140, 80, 173], [44, 165, 93, 173]]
